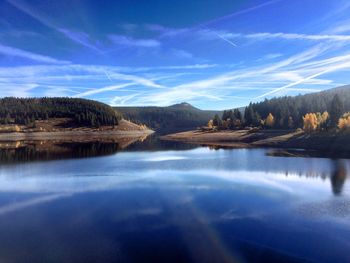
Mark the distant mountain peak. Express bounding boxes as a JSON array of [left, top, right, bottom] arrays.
[[169, 102, 196, 109]]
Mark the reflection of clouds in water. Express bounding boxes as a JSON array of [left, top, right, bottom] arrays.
[[220, 208, 263, 221], [0, 193, 71, 216], [0, 174, 144, 194], [0, 169, 337, 195], [141, 156, 188, 162]]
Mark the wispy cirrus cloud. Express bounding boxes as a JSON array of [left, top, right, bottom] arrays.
[[108, 34, 161, 48], [239, 32, 350, 41], [122, 42, 350, 107], [0, 63, 178, 99], [73, 83, 134, 98], [0, 43, 69, 64], [198, 30, 350, 43], [58, 28, 102, 52], [255, 53, 350, 99], [6, 0, 101, 52]]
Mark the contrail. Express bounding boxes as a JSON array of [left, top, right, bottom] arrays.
[[255, 59, 350, 99], [194, 0, 283, 48], [201, 0, 282, 27], [6, 0, 102, 53], [199, 25, 237, 47], [103, 70, 113, 82], [210, 29, 237, 47]]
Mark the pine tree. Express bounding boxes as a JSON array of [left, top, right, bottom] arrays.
[[330, 94, 344, 127], [244, 104, 255, 126], [233, 109, 242, 122], [213, 114, 222, 127]]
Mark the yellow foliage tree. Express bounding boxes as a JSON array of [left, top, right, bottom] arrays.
[[303, 113, 318, 132], [207, 119, 214, 129], [321, 111, 329, 123], [338, 112, 350, 130], [265, 113, 275, 128]]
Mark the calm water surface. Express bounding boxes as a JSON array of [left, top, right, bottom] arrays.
[[0, 138, 349, 263]]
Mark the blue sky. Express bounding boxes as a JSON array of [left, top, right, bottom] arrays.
[[1, 0, 350, 109]]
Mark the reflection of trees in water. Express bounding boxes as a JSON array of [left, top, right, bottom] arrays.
[[125, 134, 197, 151], [331, 160, 347, 196], [0, 141, 121, 164], [0, 135, 152, 164], [283, 160, 348, 196]]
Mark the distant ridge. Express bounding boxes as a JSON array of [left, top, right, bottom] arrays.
[[115, 102, 221, 134]]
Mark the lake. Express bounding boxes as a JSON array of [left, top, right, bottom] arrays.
[[0, 137, 349, 263]]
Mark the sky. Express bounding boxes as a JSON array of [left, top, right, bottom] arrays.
[[0, 0, 350, 109]]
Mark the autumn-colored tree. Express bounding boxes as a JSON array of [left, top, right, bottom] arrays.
[[316, 112, 322, 125], [303, 113, 318, 132], [338, 112, 350, 131], [207, 119, 214, 129], [221, 120, 229, 129], [319, 111, 330, 129], [265, 113, 275, 128], [321, 111, 329, 123]]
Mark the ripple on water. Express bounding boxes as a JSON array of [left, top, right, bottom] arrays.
[[296, 198, 350, 218]]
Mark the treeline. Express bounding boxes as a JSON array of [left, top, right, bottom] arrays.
[[209, 85, 350, 131], [116, 102, 221, 134], [0, 97, 121, 127]]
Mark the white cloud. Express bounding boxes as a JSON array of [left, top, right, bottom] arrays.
[[243, 32, 350, 41], [199, 30, 350, 43], [0, 43, 69, 64], [332, 22, 350, 34], [73, 83, 134, 98], [110, 93, 142, 106], [7, 0, 101, 52], [58, 28, 102, 52], [108, 34, 161, 48], [0, 63, 172, 98], [255, 57, 350, 99], [0, 83, 39, 97], [260, 53, 283, 60], [125, 42, 350, 105], [170, 49, 193, 59]]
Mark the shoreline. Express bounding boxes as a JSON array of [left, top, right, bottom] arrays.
[[0, 119, 154, 142], [0, 129, 154, 142], [161, 129, 350, 153]]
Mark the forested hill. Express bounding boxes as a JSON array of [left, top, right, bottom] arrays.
[[115, 102, 221, 134], [242, 85, 350, 128], [0, 97, 122, 127]]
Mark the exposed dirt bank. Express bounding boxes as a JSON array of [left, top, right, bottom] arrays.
[[0, 119, 154, 142], [161, 129, 350, 153]]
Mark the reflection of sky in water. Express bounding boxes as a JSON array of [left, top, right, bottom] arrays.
[[0, 148, 349, 262]]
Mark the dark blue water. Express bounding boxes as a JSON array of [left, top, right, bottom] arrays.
[[0, 141, 349, 263]]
